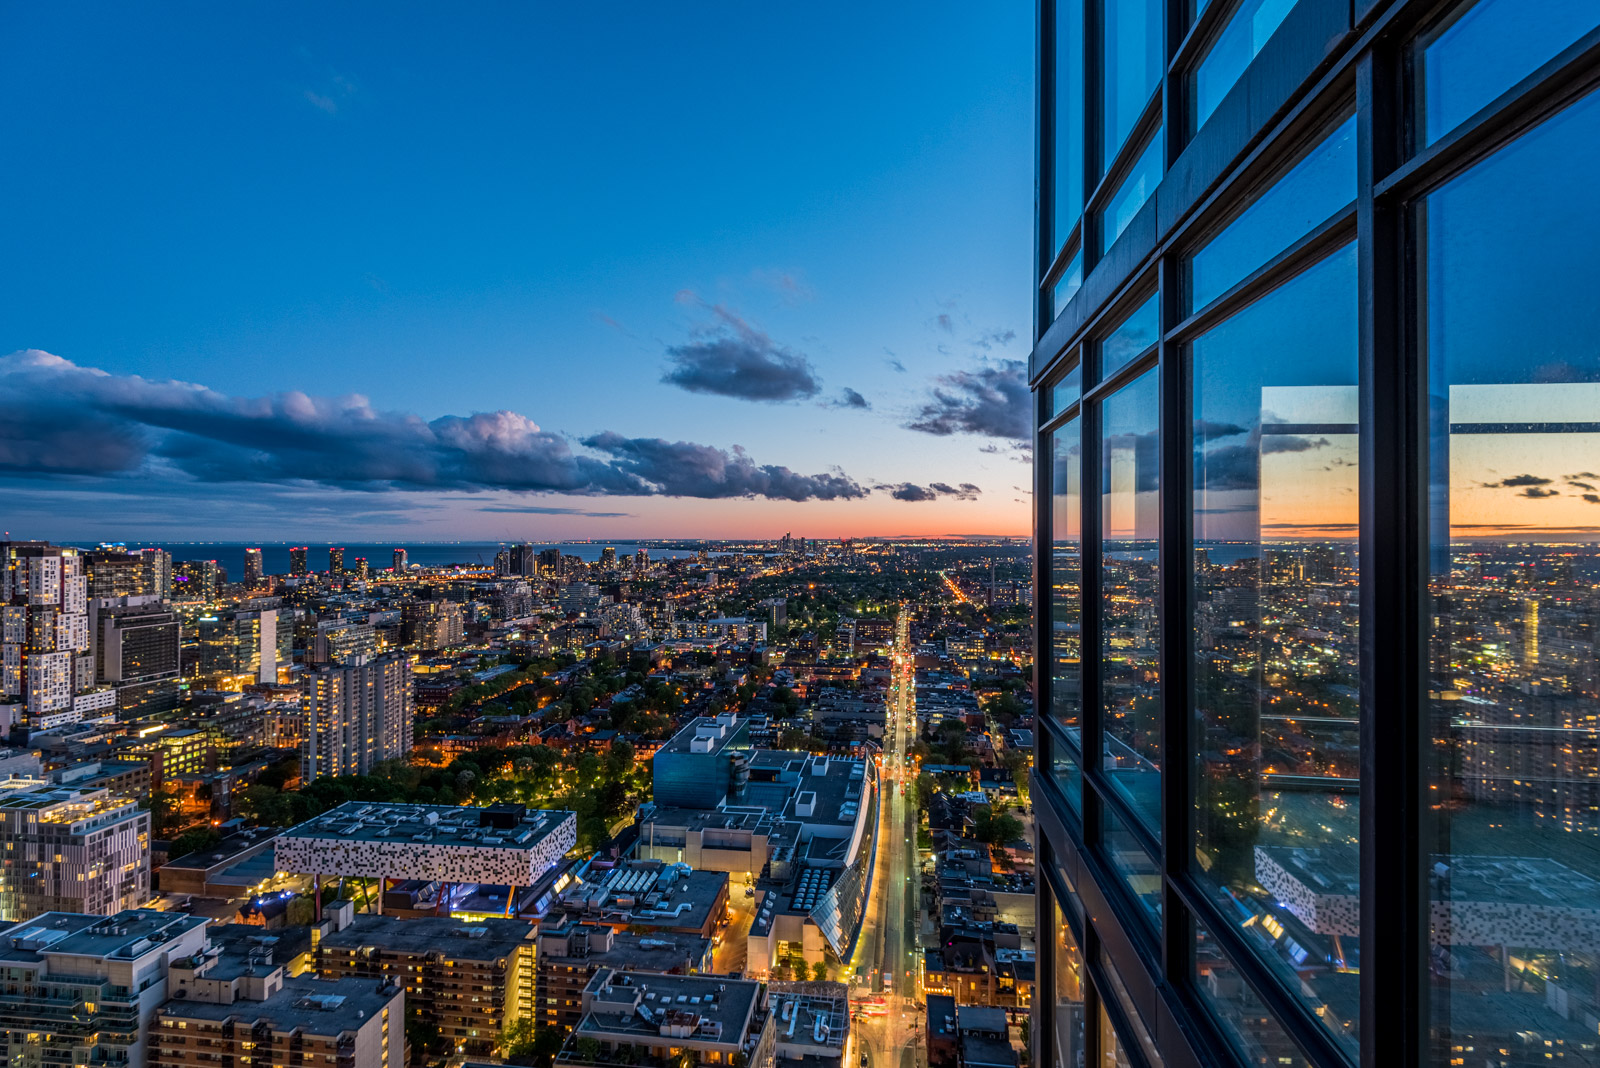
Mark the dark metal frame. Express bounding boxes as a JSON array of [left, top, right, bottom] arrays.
[[1031, 1, 1600, 1066]]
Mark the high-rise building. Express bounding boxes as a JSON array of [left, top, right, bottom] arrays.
[[300, 653, 413, 781], [137, 547, 173, 600], [1029, 5, 1600, 1068], [92, 594, 182, 715], [83, 548, 147, 598], [392, 547, 408, 572], [600, 545, 617, 569], [635, 547, 650, 569], [0, 541, 109, 728], [191, 606, 288, 685], [537, 547, 565, 576], [173, 559, 222, 602], [401, 600, 463, 650], [354, 556, 369, 581], [289, 546, 309, 576], [0, 778, 151, 919], [328, 546, 345, 575], [243, 546, 264, 585], [0, 910, 209, 1068]]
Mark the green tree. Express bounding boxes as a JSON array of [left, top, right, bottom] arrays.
[[168, 827, 222, 859]]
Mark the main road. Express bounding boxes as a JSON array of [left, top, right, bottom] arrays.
[[849, 608, 923, 1068]]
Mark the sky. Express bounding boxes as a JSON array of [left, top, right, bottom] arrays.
[[0, 3, 1036, 543]]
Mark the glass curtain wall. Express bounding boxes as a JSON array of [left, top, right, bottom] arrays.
[[1033, 1, 1600, 1067]]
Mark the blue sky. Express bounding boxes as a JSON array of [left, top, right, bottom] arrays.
[[0, 3, 1034, 541]]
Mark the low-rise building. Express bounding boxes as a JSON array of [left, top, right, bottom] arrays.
[[535, 919, 711, 1032], [557, 969, 775, 1068]]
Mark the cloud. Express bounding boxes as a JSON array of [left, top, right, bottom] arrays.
[[882, 481, 982, 502], [751, 269, 814, 305], [478, 506, 634, 517], [582, 433, 866, 501], [1260, 434, 1330, 454], [934, 313, 955, 333], [906, 358, 1029, 444], [1520, 486, 1560, 498], [661, 304, 820, 402], [827, 388, 871, 411], [971, 327, 1017, 350], [1195, 420, 1248, 440], [883, 352, 906, 373], [0, 349, 861, 502], [303, 90, 338, 115], [1485, 473, 1554, 488], [1584, 494, 1600, 505], [1569, 481, 1597, 492]]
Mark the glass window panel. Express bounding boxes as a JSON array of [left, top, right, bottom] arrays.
[[1415, 0, 1599, 147], [1098, 948, 1163, 1067], [1187, 113, 1355, 312], [1422, 88, 1600, 1068], [1097, 1000, 1133, 1068], [1101, 0, 1164, 169], [1103, 804, 1162, 927], [1053, 246, 1085, 319], [1193, 922, 1313, 1067], [1055, 0, 1087, 257], [1050, 732, 1084, 818], [1100, 127, 1164, 256], [1052, 896, 1087, 1068], [1101, 368, 1162, 831], [1100, 294, 1160, 378], [1050, 358, 1082, 419], [1193, 0, 1301, 130], [1190, 244, 1361, 1059], [1053, 417, 1083, 732]]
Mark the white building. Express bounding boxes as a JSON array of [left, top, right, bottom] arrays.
[[0, 778, 151, 921]]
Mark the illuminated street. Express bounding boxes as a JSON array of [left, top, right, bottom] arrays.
[[850, 608, 924, 1068]]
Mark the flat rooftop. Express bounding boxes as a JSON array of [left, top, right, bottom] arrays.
[[159, 975, 400, 1034], [657, 715, 748, 756], [0, 910, 207, 963], [319, 914, 534, 959], [280, 801, 573, 850], [575, 968, 761, 1047], [769, 986, 848, 1051], [557, 862, 727, 932]]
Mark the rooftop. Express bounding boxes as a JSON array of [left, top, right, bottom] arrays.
[[574, 968, 762, 1050], [656, 714, 748, 757], [280, 800, 574, 850], [0, 910, 207, 963], [319, 914, 534, 959], [159, 975, 400, 1034]]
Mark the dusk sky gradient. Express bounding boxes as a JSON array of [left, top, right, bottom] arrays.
[[0, 4, 1035, 542]]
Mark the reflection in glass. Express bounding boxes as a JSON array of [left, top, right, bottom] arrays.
[[1100, 294, 1159, 378], [1098, 948, 1162, 1067], [1101, 0, 1164, 169], [1055, 0, 1086, 257], [1190, 244, 1360, 1057], [1423, 89, 1600, 1067], [1194, 922, 1312, 1067], [1052, 897, 1087, 1068], [1101, 128, 1164, 256], [1187, 113, 1355, 312], [1051, 735, 1083, 818], [1104, 796, 1162, 927], [1050, 358, 1082, 419], [1101, 369, 1162, 831], [1415, 0, 1599, 147], [1053, 417, 1083, 732], [1054, 246, 1085, 319], [1193, 0, 1301, 130], [1098, 1000, 1134, 1068]]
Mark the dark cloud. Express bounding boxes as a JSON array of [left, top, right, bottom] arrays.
[[828, 388, 871, 411], [1584, 494, 1600, 505], [1195, 420, 1249, 440], [882, 481, 982, 502], [884, 356, 907, 374], [1572, 471, 1600, 479], [1487, 473, 1554, 488], [1569, 481, 1597, 491], [582, 433, 866, 501], [1521, 486, 1560, 498], [1260, 434, 1330, 454], [0, 350, 861, 502], [907, 359, 1029, 443], [477, 506, 634, 517], [661, 304, 820, 402]]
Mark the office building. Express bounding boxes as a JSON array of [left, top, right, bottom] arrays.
[[83, 548, 148, 598], [93, 594, 182, 716], [392, 547, 408, 572], [538, 547, 565, 576], [153, 971, 403, 1068], [299, 653, 413, 781], [600, 546, 617, 569], [0, 778, 151, 920], [1029, 3, 1600, 1067], [328, 547, 345, 575], [535, 919, 712, 1033], [0, 909, 210, 1068], [315, 914, 534, 1057], [190, 605, 288, 685], [242, 547, 264, 585], [289, 546, 308, 576], [555, 969, 774, 1068]]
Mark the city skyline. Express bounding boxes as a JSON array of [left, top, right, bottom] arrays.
[[0, 5, 1036, 540]]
